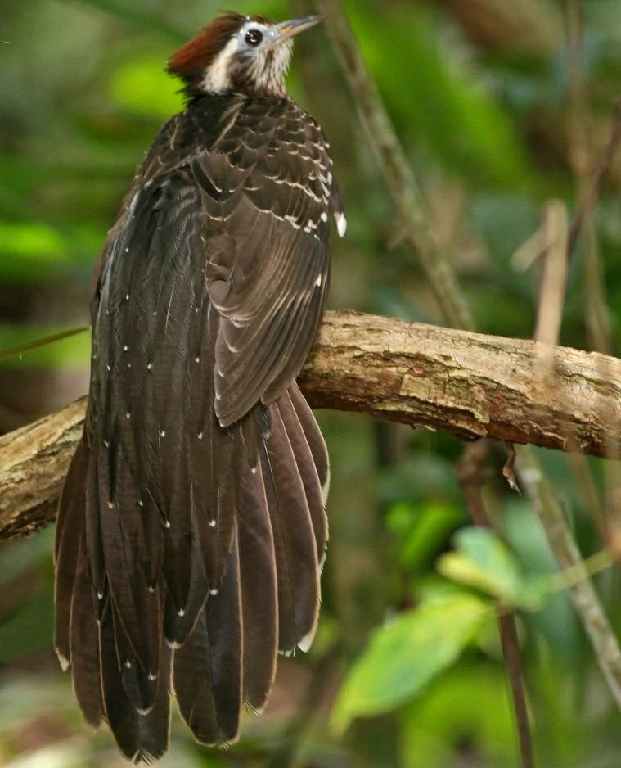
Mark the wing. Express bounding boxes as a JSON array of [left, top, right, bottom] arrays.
[[196, 96, 334, 426], [55, 93, 336, 757]]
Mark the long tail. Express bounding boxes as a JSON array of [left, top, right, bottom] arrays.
[[54, 383, 328, 761]]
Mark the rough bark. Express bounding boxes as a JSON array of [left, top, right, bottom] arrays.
[[2, 309, 620, 541]]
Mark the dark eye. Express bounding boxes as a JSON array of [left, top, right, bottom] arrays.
[[244, 28, 263, 47]]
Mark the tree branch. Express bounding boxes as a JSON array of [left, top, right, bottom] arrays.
[[1, 310, 620, 541]]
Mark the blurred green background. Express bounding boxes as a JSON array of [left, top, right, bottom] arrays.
[[3, 0, 621, 765]]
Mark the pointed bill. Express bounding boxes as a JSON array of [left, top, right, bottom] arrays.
[[271, 16, 322, 45]]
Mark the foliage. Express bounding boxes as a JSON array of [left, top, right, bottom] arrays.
[[3, 0, 621, 766]]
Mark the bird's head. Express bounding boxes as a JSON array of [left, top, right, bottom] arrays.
[[168, 11, 321, 98]]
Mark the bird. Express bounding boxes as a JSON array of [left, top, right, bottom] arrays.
[[53, 11, 345, 764]]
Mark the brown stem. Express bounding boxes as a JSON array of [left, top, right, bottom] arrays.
[[307, 0, 474, 331], [499, 612, 535, 768], [456, 442, 534, 768]]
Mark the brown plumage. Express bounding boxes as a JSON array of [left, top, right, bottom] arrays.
[[54, 10, 345, 763]]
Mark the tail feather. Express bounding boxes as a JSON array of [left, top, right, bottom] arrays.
[[289, 383, 330, 500], [54, 440, 88, 668], [98, 449, 161, 681], [261, 401, 320, 652], [70, 536, 103, 727], [99, 596, 171, 763], [237, 458, 278, 709], [174, 532, 243, 744], [276, 391, 328, 563], [55, 384, 329, 756], [163, 517, 208, 646]]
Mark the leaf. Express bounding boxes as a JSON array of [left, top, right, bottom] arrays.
[[331, 594, 488, 733], [438, 528, 546, 610], [0, 587, 54, 662], [386, 501, 466, 572]]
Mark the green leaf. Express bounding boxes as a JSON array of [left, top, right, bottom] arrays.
[[331, 594, 488, 733], [0, 587, 54, 662], [438, 528, 546, 610]]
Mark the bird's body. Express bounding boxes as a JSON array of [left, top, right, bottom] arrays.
[[54, 13, 343, 762]]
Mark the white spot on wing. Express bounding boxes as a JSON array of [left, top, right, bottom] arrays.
[[298, 626, 317, 653], [55, 649, 70, 672], [315, 274, 323, 288], [336, 212, 347, 237]]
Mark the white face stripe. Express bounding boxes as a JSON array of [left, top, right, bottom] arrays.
[[200, 20, 294, 96], [201, 35, 240, 94]]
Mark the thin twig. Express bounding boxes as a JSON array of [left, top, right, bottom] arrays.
[[498, 611, 534, 768], [534, 200, 568, 380], [565, 0, 621, 542], [567, 98, 621, 265], [307, 0, 474, 331], [455, 442, 534, 768], [515, 446, 621, 708]]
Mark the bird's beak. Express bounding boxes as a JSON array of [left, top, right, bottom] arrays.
[[271, 15, 322, 44]]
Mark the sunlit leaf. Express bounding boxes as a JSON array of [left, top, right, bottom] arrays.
[[331, 594, 488, 733], [438, 527, 546, 610]]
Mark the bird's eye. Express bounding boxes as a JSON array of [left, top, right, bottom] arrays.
[[244, 28, 264, 47]]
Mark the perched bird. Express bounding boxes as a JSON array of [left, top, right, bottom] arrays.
[[54, 11, 345, 763]]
